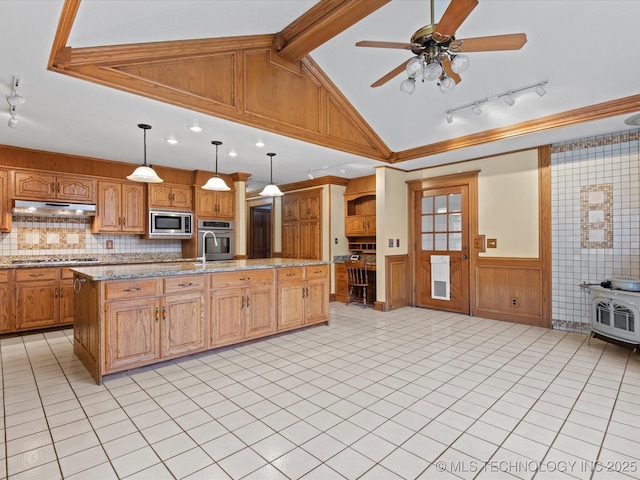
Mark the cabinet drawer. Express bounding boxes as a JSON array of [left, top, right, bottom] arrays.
[[211, 269, 274, 288], [306, 265, 328, 279], [105, 279, 160, 300], [278, 267, 304, 282], [61, 268, 75, 280], [16, 268, 57, 282], [163, 275, 206, 293], [0, 270, 10, 282]]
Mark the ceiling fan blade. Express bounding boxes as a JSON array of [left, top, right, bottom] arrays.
[[434, 0, 478, 39], [371, 61, 408, 88], [440, 56, 461, 84], [356, 40, 419, 50], [453, 33, 527, 52]]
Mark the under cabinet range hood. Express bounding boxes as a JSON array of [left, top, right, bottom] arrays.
[[12, 200, 96, 217]]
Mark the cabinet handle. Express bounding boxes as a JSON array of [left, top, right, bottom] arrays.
[[54, 287, 58, 299], [51, 182, 56, 192], [29, 273, 44, 277], [286, 273, 296, 277], [246, 295, 250, 308], [122, 287, 142, 292], [122, 217, 126, 227], [162, 306, 166, 321], [241, 295, 245, 309], [177, 282, 193, 287], [57, 182, 61, 193], [155, 306, 159, 323], [239, 277, 251, 281]]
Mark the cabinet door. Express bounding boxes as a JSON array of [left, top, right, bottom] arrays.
[[300, 195, 320, 220], [0, 281, 13, 333], [162, 292, 206, 357], [57, 175, 94, 203], [300, 221, 320, 260], [95, 181, 122, 232], [196, 190, 217, 217], [105, 298, 160, 372], [59, 278, 75, 324], [282, 196, 300, 221], [216, 191, 235, 218], [14, 172, 57, 199], [121, 183, 145, 233], [365, 215, 376, 235], [282, 223, 299, 258], [171, 186, 193, 210], [305, 277, 329, 325], [345, 216, 366, 236], [245, 284, 275, 338], [148, 184, 173, 208], [16, 280, 59, 329], [210, 286, 245, 346], [277, 281, 305, 331], [0, 170, 10, 232]]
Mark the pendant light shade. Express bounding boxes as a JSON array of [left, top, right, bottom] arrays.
[[202, 140, 231, 191], [259, 153, 283, 197], [127, 124, 163, 183]]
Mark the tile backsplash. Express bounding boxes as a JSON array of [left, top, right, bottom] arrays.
[[551, 128, 640, 332], [0, 215, 182, 257]]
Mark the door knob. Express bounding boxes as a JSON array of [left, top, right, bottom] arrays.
[[461, 254, 468, 259]]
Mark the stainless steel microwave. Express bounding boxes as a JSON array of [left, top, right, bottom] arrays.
[[148, 210, 193, 238]]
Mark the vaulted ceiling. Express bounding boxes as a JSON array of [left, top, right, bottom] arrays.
[[2, 0, 640, 190]]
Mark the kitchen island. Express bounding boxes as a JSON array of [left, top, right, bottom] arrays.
[[71, 259, 330, 384]]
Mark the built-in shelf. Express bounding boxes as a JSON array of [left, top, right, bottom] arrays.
[[348, 241, 376, 253]]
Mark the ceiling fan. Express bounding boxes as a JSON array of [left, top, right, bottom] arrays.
[[356, 0, 527, 94]]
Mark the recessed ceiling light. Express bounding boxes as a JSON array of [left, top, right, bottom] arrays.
[[229, 151, 238, 157], [255, 141, 265, 147], [165, 138, 178, 144], [188, 125, 203, 132]]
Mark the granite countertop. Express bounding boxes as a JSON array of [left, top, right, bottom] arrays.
[[0, 253, 192, 270], [71, 258, 330, 281]]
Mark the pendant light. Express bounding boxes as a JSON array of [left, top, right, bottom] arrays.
[[202, 140, 230, 191], [259, 152, 283, 197], [126, 124, 163, 183]]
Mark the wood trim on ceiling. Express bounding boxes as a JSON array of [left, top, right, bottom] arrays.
[[273, 0, 391, 63]]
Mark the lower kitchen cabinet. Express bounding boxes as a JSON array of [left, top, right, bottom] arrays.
[[0, 270, 14, 333], [15, 267, 74, 331], [210, 269, 275, 347], [334, 263, 348, 303], [277, 264, 329, 331]]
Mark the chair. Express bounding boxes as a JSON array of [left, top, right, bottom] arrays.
[[346, 259, 369, 307]]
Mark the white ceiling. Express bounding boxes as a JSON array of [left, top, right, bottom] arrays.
[[1, 0, 640, 191]]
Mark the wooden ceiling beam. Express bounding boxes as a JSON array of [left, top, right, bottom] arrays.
[[274, 0, 390, 63]]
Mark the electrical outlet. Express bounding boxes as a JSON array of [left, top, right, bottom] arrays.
[[334, 237, 338, 245], [511, 297, 519, 307], [106, 239, 114, 250], [487, 238, 497, 248], [388, 238, 394, 247], [396, 239, 400, 247]]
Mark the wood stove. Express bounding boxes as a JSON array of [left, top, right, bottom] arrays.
[[588, 285, 640, 350]]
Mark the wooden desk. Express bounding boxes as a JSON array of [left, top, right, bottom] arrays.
[[334, 262, 376, 304]]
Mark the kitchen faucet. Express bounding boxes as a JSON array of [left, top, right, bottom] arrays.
[[201, 230, 218, 267]]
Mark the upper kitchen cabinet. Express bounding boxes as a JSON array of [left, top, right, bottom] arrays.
[[281, 189, 322, 260], [93, 180, 145, 234], [195, 189, 234, 219], [0, 170, 10, 232], [14, 171, 95, 203], [148, 183, 192, 210], [344, 175, 376, 237]]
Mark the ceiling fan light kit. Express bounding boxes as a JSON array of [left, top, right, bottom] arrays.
[[356, 0, 527, 94]]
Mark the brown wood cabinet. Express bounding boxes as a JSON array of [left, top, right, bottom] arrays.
[[196, 188, 234, 218], [344, 175, 376, 239], [149, 183, 192, 210], [277, 264, 329, 332], [93, 180, 145, 234], [0, 270, 14, 333], [209, 269, 275, 347], [15, 267, 73, 331], [282, 189, 322, 260], [0, 170, 11, 232], [14, 171, 95, 203], [334, 263, 348, 303], [103, 275, 207, 373]]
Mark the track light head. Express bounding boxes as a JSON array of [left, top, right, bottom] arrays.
[[446, 111, 453, 124], [535, 84, 547, 97], [504, 92, 515, 106], [472, 103, 482, 115]]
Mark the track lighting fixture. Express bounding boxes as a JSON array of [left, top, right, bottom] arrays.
[[445, 81, 547, 124], [202, 140, 230, 191], [6, 76, 25, 128], [308, 173, 314, 180], [126, 124, 163, 183]]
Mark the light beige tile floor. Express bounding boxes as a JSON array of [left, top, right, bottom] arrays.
[[2, 303, 640, 479]]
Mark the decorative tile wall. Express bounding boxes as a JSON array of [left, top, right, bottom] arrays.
[[0, 215, 182, 257], [551, 128, 640, 332]]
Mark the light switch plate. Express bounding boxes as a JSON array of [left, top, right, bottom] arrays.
[[487, 238, 497, 248]]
